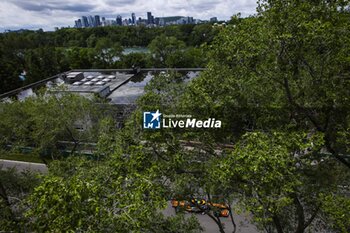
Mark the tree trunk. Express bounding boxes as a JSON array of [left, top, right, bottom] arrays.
[[228, 203, 237, 233], [272, 214, 284, 233]]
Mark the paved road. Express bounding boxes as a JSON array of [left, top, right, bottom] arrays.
[[0, 159, 48, 173], [163, 203, 258, 233]]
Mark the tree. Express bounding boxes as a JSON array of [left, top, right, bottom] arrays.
[[0, 85, 203, 232], [0, 169, 40, 232], [189, 24, 219, 47], [94, 38, 123, 68], [124, 1, 350, 231], [0, 93, 101, 162], [121, 52, 148, 68], [177, 0, 350, 232], [119, 72, 241, 233], [125, 67, 349, 232], [24, 47, 68, 83], [24, 151, 202, 232], [183, 1, 350, 164], [86, 34, 97, 48], [65, 47, 95, 69], [208, 132, 335, 233], [148, 35, 186, 67], [0, 42, 25, 94]]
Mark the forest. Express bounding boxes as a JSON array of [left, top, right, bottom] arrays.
[[1, 0, 350, 233]]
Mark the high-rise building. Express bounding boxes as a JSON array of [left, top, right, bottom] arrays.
[[210, 17, 218, 22], [94, 15, 101, 27], [116, 15, 122, 26], [88, 15, 95, 27], [147, 12, 154, 25], [75, 19, 82, 28], [154, 17, 160, 26], [131, 13, 136, 25], [81, 16, 89, 28]]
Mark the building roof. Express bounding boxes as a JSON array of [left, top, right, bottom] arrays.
[[1, 69, 202, 104]]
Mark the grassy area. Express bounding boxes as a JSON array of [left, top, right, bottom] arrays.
[[0, 151, 45, 164]]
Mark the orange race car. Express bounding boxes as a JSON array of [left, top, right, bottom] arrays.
[[171, 198, 230, 217]]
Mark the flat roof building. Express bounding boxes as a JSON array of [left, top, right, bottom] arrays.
[[0, 69, 203, 127]]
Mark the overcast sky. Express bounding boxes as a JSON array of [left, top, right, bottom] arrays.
[[0, 0, 257, 32]]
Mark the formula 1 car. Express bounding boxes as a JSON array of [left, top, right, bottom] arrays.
[[171, 198, 230, 217]]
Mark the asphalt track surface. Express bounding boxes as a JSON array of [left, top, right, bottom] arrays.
[[0, 159, 48, 173], [163, 202, 258, 233]]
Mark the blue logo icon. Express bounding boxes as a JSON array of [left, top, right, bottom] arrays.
[[143, 110, 162, 129]]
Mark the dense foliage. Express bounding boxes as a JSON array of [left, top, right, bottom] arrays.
[[0, 0, 350, 233]]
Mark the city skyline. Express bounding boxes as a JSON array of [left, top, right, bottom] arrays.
[[74, 12, 216, 28], [0, 0, 257, 32]]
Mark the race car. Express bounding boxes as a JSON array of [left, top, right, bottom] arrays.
[[171, 198, 230, 217]]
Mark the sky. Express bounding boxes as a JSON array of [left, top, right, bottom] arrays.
[[0, 0, 257, 32]]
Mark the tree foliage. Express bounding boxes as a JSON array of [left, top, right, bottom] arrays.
[[24, 147, 202, 232], [1, 1, 350, 232], [0, 93, 101, 162]]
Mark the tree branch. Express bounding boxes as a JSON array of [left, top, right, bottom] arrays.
[[303, 206, 320, 230], [293, 195, 305, 233]]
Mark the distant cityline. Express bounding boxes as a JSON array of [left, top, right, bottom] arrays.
[[74, 12, 219, 28]]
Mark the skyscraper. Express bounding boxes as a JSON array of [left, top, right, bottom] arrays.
[[131, 13, 136, 25], [75, 19, 82, 28], [116, 15, 122, 26], [147, 12, 154, 25], [81, 16, 89, 28], [88, 16, 95, 27], [94, 15, 101, 27]]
